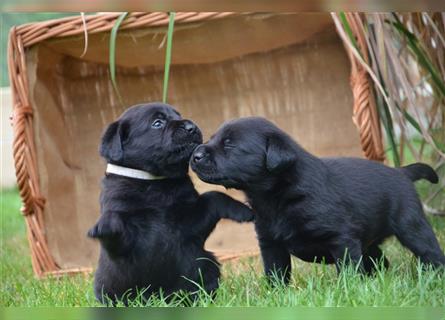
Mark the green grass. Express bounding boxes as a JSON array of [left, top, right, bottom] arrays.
[[1, 187, 444, 307]]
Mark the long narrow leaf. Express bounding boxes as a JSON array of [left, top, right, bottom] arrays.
[[334, 13, 399, 164], [389, 14, 445, 97], [163, 12, 176, 103], [394, 102, 421, 133], [80, 12, 88, 58], [339, 12, 360, 55], [365, 19, 400, 166], [109, 12, 128, 102], [377, 90, 401, 167], [386, 14, 445, 157]]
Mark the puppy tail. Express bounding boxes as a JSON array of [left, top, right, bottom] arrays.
[[399, 163, 439, 184]]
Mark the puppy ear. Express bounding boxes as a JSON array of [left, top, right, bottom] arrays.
[[99, 121, 127, 162], [265, 134, 295, 173]]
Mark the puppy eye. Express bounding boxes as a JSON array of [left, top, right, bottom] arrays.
[[223, 138, 234, 149], [151, 119, 165, 129]]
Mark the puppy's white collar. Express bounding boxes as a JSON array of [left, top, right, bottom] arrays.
[[106, 163, 166, 180]]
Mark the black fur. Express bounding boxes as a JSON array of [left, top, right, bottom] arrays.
[[88, 103, 253, 304], [398, 163, 439, 184], [191, 117, 445, 283]]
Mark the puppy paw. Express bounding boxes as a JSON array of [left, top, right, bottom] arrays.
[[87, 225, 100, 238], [87, 213, 124, 239], [200, 191, 255, 223]]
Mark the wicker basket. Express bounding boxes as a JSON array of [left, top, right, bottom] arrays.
[[7, 12, 384, 277]]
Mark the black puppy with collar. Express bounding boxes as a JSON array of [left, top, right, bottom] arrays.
[[191, 117, 444, 283], [87, 103, 253, 304]]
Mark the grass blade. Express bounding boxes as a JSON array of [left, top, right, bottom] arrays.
[[163, 12, 176, 103], [109, 12, 128, 102]]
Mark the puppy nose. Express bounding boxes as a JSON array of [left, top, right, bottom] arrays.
[[183, 120, 196, 133], [192, 146, 207, 163]]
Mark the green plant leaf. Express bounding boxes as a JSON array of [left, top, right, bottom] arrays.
[[386, 14, 445, 155], [163, 12, 176, 103], [339, 12, 361, 57], [109, 12, 128, 103], [388, 14, 445, 98], [395, 104, 421, 133], [377, 93, 400, 167]]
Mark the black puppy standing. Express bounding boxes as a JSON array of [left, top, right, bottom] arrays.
[[87, 103, 253, 304], [191, 117, 445, 283]]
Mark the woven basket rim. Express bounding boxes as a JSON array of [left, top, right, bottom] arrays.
[[11, 12, 241, 49]]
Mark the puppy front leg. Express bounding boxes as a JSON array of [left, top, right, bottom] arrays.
[[259, 239, 291, 285], [200, 191, 254, 222], [330, 240, 364, 274], [193, 191, 253, 241], [87, 212, 128, 255]]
